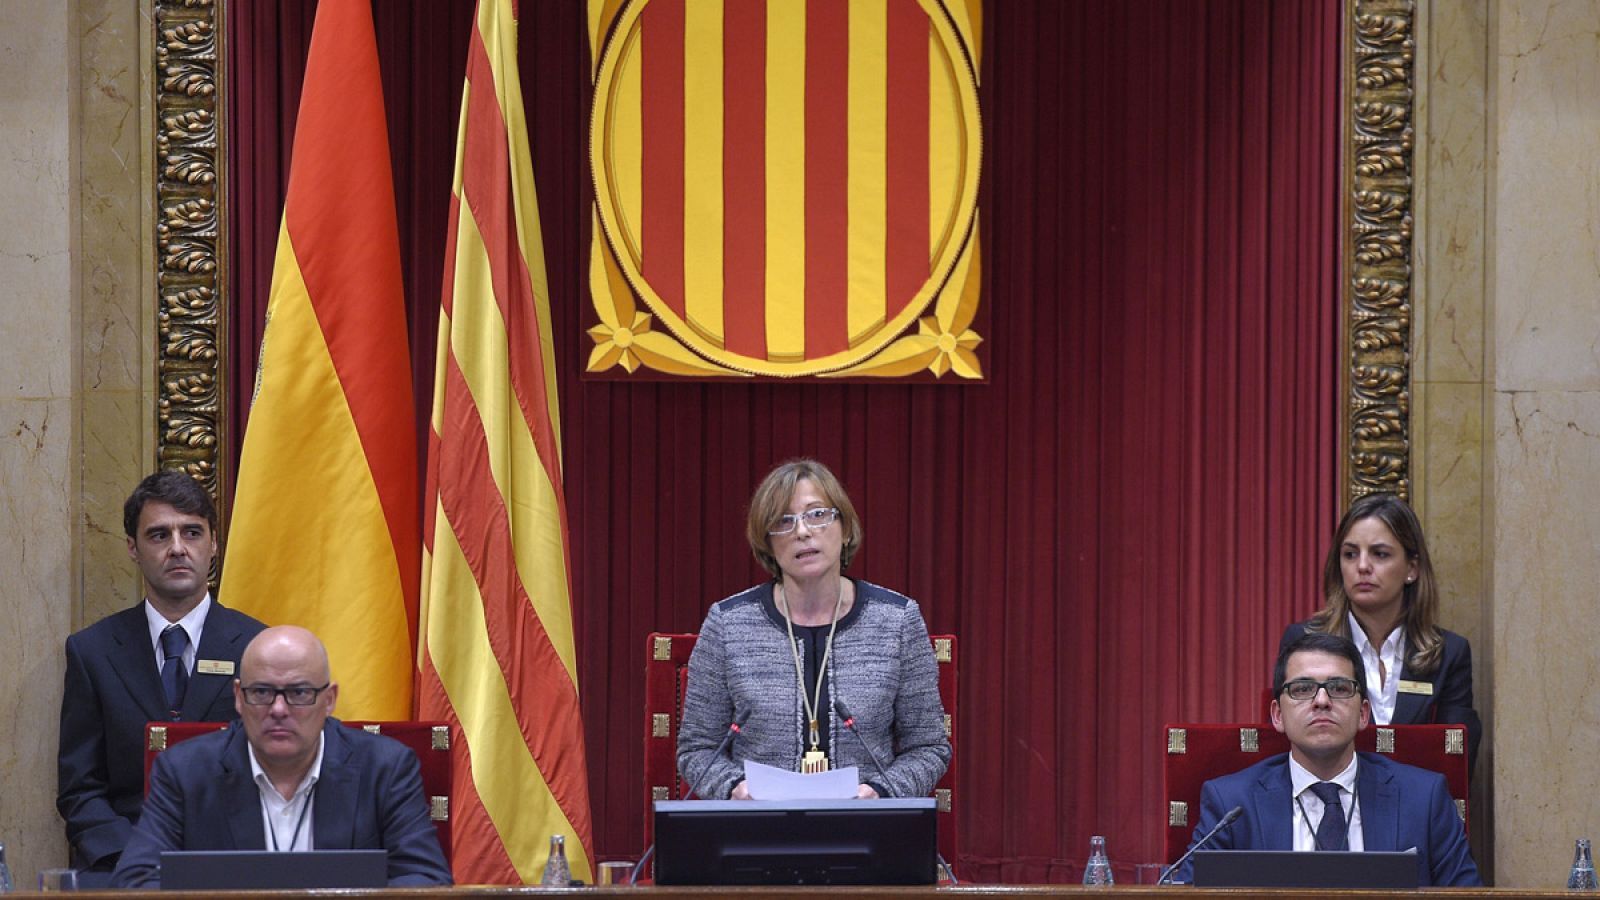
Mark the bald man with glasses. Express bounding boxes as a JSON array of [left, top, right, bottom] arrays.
[[1169, 632, 1479, 887], [112, 626, 451, 888]]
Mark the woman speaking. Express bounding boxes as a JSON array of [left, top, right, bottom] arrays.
[[677, 459, 951, 800]]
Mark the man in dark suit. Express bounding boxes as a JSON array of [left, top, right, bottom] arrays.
[[57, 471, 267, 878], [1172, 632, 1479, 887], [112, 625, 451, 887]]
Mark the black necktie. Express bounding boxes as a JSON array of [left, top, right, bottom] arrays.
[[1308, 781, 1349, 851], [160, 625, 190, 718]]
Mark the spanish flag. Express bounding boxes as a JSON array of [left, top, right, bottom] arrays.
[[418, 0, 593, 884], [220, 0, 418, 720]]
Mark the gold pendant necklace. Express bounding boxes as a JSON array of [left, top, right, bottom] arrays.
[[779, 580, 845, 774]]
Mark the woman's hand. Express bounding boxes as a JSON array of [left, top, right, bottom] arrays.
[[855, 783, 880, 799], [731, 780, 752, 800]]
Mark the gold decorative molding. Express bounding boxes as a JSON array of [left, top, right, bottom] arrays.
[[154, 0, 227, 515], [1346, 0, 1414, 500]]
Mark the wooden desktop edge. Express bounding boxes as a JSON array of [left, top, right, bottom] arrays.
[[47, 887, 1567, 898]]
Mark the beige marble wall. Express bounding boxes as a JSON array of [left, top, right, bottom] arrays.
[[1487, 0, 1600, 887], [1412, 0, 1494, 877], [0, 0, 81, 880], [77, 0, 154, 628], [0, 0, 151, 883]]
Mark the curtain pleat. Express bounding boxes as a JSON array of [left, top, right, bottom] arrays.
[[226, 0, 1340, 881]]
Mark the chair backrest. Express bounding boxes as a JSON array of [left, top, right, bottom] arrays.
[[643, 632, 959, 868], [1161, 722, 1470, 864], [145, 719, 454, 864]]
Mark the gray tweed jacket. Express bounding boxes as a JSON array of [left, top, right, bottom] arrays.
[[676, 579, 951, 800]]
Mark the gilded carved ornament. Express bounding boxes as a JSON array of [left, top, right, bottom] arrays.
[[1346, 1, 1415, 500], [154, 0, 226, 516]]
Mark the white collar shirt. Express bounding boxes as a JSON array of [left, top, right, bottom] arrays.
[[1288, 752, 1363, 852], [144, 593, 212, 675], [247, 732, 325, 852], [1347, 611, 1404, 724]]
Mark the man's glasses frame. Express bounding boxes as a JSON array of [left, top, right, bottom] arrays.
[[1279, 677, 1363, 702], [239, 682, 332, 707]]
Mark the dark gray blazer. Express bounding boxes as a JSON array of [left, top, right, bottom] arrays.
[[112, 718, 451, 888], [677, 579, 950, 800]]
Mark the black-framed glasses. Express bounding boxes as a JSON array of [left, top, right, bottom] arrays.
[[768, 507, 839, 536], [1280, 677, 1362, 702], [239, 683, 331, 707]]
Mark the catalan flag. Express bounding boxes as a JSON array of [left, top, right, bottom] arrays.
[[220, 0, 418, 720], [418, 0, 593, 884]]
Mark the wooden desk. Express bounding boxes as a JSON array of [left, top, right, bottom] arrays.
[[29, 887, 1569, 898]]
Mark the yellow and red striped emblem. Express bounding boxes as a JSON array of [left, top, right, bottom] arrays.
[[588, 0, 984, 378]]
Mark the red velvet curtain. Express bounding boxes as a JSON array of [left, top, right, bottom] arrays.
[[227, 0, 1339, 882]]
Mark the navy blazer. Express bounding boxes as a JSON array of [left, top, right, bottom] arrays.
[[1280, 620, 1481, 770], [56, 601, 266, 868], [111, 718, 452, 888], [1172, 752, 1479, 887]]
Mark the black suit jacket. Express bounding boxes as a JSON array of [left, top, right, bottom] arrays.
[[1279, 620, 1481, 770], [112, 719, 452, 888], [57, 601, 266, 868]]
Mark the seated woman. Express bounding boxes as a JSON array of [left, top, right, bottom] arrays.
[[1280, 493, 1481, 769], [677, 459, 950, 800]]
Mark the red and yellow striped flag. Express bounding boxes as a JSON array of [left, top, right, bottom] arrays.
[[418, 0, 593, 884], [221, 0, 418, 719]]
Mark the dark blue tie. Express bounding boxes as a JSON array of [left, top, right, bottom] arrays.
[[160, 625, 190, 718], [1308, 781, 1349, 851]]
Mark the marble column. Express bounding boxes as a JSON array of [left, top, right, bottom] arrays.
[[0, 0, 81, 880], [0, 0, 152, 882], [1488, 0, 1600, 886], [1413, 0, 1493, 877]]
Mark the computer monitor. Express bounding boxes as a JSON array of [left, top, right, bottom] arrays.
[[652, 798, 938, 885], [1191, 849, 1420, 889], [159, 849, 388, 890]]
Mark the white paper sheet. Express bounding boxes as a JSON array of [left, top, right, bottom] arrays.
[[742, 760, 861, 800]]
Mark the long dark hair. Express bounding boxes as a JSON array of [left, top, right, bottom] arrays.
[[1307, 493, 1443, 676]]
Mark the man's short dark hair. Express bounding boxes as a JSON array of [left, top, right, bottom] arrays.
[[123, 470, 217, 537], [1272, 632, 1367, 698]]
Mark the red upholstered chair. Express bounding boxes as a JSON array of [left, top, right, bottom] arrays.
[[145, 719, 455, 863], [1161, 722, 1470, 864], [643, 632, 959, 867]]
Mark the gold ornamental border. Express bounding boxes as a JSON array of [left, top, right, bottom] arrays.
[[153, 0, 228, 527], [1345, 0, 1414, 501], [164, 2, 1411, 504]]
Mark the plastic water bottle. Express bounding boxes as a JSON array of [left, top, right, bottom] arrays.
[[1570, 838, 1598, 891], [1082, 834, 1114, 886], [0, 841, 13, 893], [540, 834, 572, 886]]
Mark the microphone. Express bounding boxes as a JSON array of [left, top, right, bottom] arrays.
[[683, 713, 750, 799], [713, 715, 747, 757], [834, 698, 891, 779], [1158, 805, 1243, 885]]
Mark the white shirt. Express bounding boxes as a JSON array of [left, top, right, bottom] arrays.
[[247, 732, 325, 852], [1348, 611, 1404, 724], [144, 593, 213, 675], [1288, 752, 1364, 851]]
